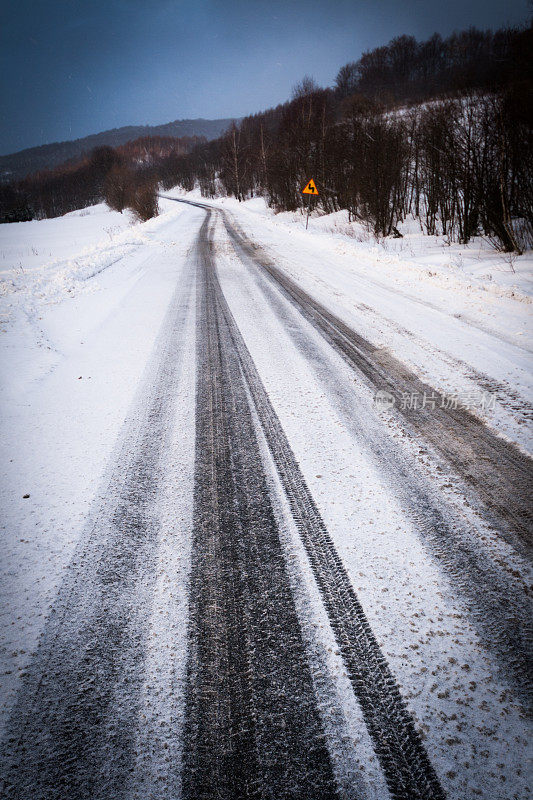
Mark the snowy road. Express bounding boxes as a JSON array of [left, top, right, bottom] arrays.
[[1, 199, 531, 799]]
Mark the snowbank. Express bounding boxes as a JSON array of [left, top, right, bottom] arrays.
[[0, 200, 184, 330]]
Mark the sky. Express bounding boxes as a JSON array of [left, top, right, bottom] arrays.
[[0, 0, 530, 155]]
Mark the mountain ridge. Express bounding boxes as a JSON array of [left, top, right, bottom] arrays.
[[0, 117, 238, 182]]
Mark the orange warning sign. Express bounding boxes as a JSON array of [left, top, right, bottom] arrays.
[[302, 178, 319, 195]]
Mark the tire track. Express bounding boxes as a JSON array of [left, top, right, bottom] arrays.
[[220, 212, 533, 551], [218, 213, 532, 705], [191, 211, 445, 800], [183, 213, 338, 799], [0, 252, 196, 800]]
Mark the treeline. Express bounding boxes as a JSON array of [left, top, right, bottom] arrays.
[[159, 24, 532, 253], [1, 24, 531, 252], [0, 135, 203, 223], [117, 135, 202, 163], [335, 26, 523, 104]]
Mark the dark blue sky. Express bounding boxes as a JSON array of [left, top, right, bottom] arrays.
[[1, 0, 530, 155]]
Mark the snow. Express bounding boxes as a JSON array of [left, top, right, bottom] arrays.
[[0, 192, 531, 798], [211, 212, 531, 800], [164, 188, 533, 455], [0, 197, 193, 736], [170, 190, 533, 305], [0, 199, 183, 393]]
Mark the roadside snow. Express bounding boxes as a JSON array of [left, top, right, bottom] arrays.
[[0, 201, 186, 327], [0, 199, 184, 395], [0, 199, 194, 736]]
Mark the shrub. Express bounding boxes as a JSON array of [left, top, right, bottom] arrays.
[[104, 164, 131, 213], [129, 179, 159, 222]]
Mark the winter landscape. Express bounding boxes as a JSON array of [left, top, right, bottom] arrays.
[[0, 2, 532, 799]]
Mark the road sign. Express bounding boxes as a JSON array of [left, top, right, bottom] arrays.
[[302, 179, 318, 195]]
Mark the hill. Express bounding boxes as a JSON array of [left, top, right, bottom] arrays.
[[0, 118, 237, 182]]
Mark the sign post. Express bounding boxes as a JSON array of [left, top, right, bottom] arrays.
[[302, 178, 319, 230]]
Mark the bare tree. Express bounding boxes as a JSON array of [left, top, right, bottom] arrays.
[[291, 75, 320, 100], [104, 164, 131, 213]]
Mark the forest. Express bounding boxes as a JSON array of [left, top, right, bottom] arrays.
[[1, 23, 531, 253]]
